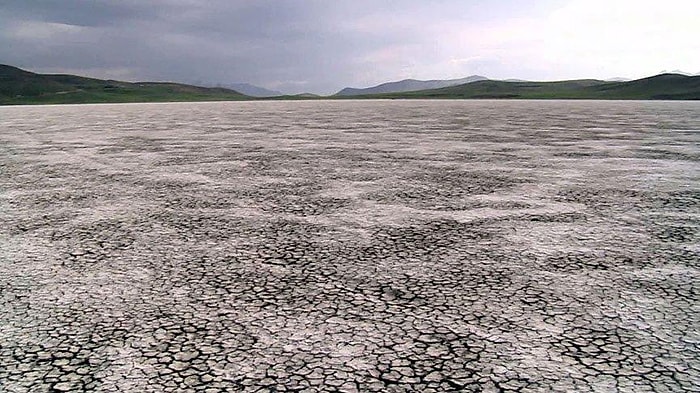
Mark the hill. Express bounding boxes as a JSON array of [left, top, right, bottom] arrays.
[[585, 74, 700, 100], [350, 74, 700, 100], [220, 82, 283, 97], [291, 93, 321, 98], [335, 75, 487, 96], [0, 64, 250, 105], [2, 64, 698, 104], [263, 93, 323, 101]]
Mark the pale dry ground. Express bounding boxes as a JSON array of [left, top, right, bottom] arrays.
[[0, 100, 699, 392]]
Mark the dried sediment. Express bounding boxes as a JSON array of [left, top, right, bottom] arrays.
[[0, 100, 698, 392]]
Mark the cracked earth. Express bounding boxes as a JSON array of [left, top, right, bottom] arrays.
[[0, 100, 699, 392]]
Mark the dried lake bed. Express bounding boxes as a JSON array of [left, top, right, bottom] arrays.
[[0, 100, 699, 392]]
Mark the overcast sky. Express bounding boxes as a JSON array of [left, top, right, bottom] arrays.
[[1, 0, 698, 94]]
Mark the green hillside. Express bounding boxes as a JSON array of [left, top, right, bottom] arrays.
[[2, 64, 699, 104], [349, 74, 700, 100], [0, 64, 250, 105], [584, 74, 700, 100]]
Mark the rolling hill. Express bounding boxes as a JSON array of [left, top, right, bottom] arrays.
[[584, 74, 700, 100], [0, 64, 250, 105], [348, 74, 700, 100], [2, 64, 698, 104], [335, 75, 488, 96]]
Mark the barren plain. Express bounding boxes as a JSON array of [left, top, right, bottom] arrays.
[[1, 100, 699, 392]]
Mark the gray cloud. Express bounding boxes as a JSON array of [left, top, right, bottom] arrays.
[[1, 0, 698, 94]]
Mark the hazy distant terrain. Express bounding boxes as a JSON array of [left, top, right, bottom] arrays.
[[335, 75, 488, 96], [1, 100, 698, 392], [350, 74, 700, 100], [220, 83, 283, 97], [2, 64, 700, 105]]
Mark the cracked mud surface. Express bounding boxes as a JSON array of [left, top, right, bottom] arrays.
[[1, 100, 699, 392]]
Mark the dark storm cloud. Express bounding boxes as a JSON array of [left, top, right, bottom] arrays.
[[0, 0, 152, 27], [1, 1, 697, 94], [1, 0, 402, 93]]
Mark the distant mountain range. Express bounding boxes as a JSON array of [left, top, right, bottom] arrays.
[[663, 70, 699, 76], [1, 64, 699, 104], [347, 74, 700, 100], [605, 77, 631, 82], [217, 83, 282, 97], [335, 75, 488, 96]]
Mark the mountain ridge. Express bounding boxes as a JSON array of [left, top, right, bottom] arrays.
[[1, 64, 698, 104], [216, 82, 283, 97], [335, 75, 488, 96], [347, 73, 700, 100]]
